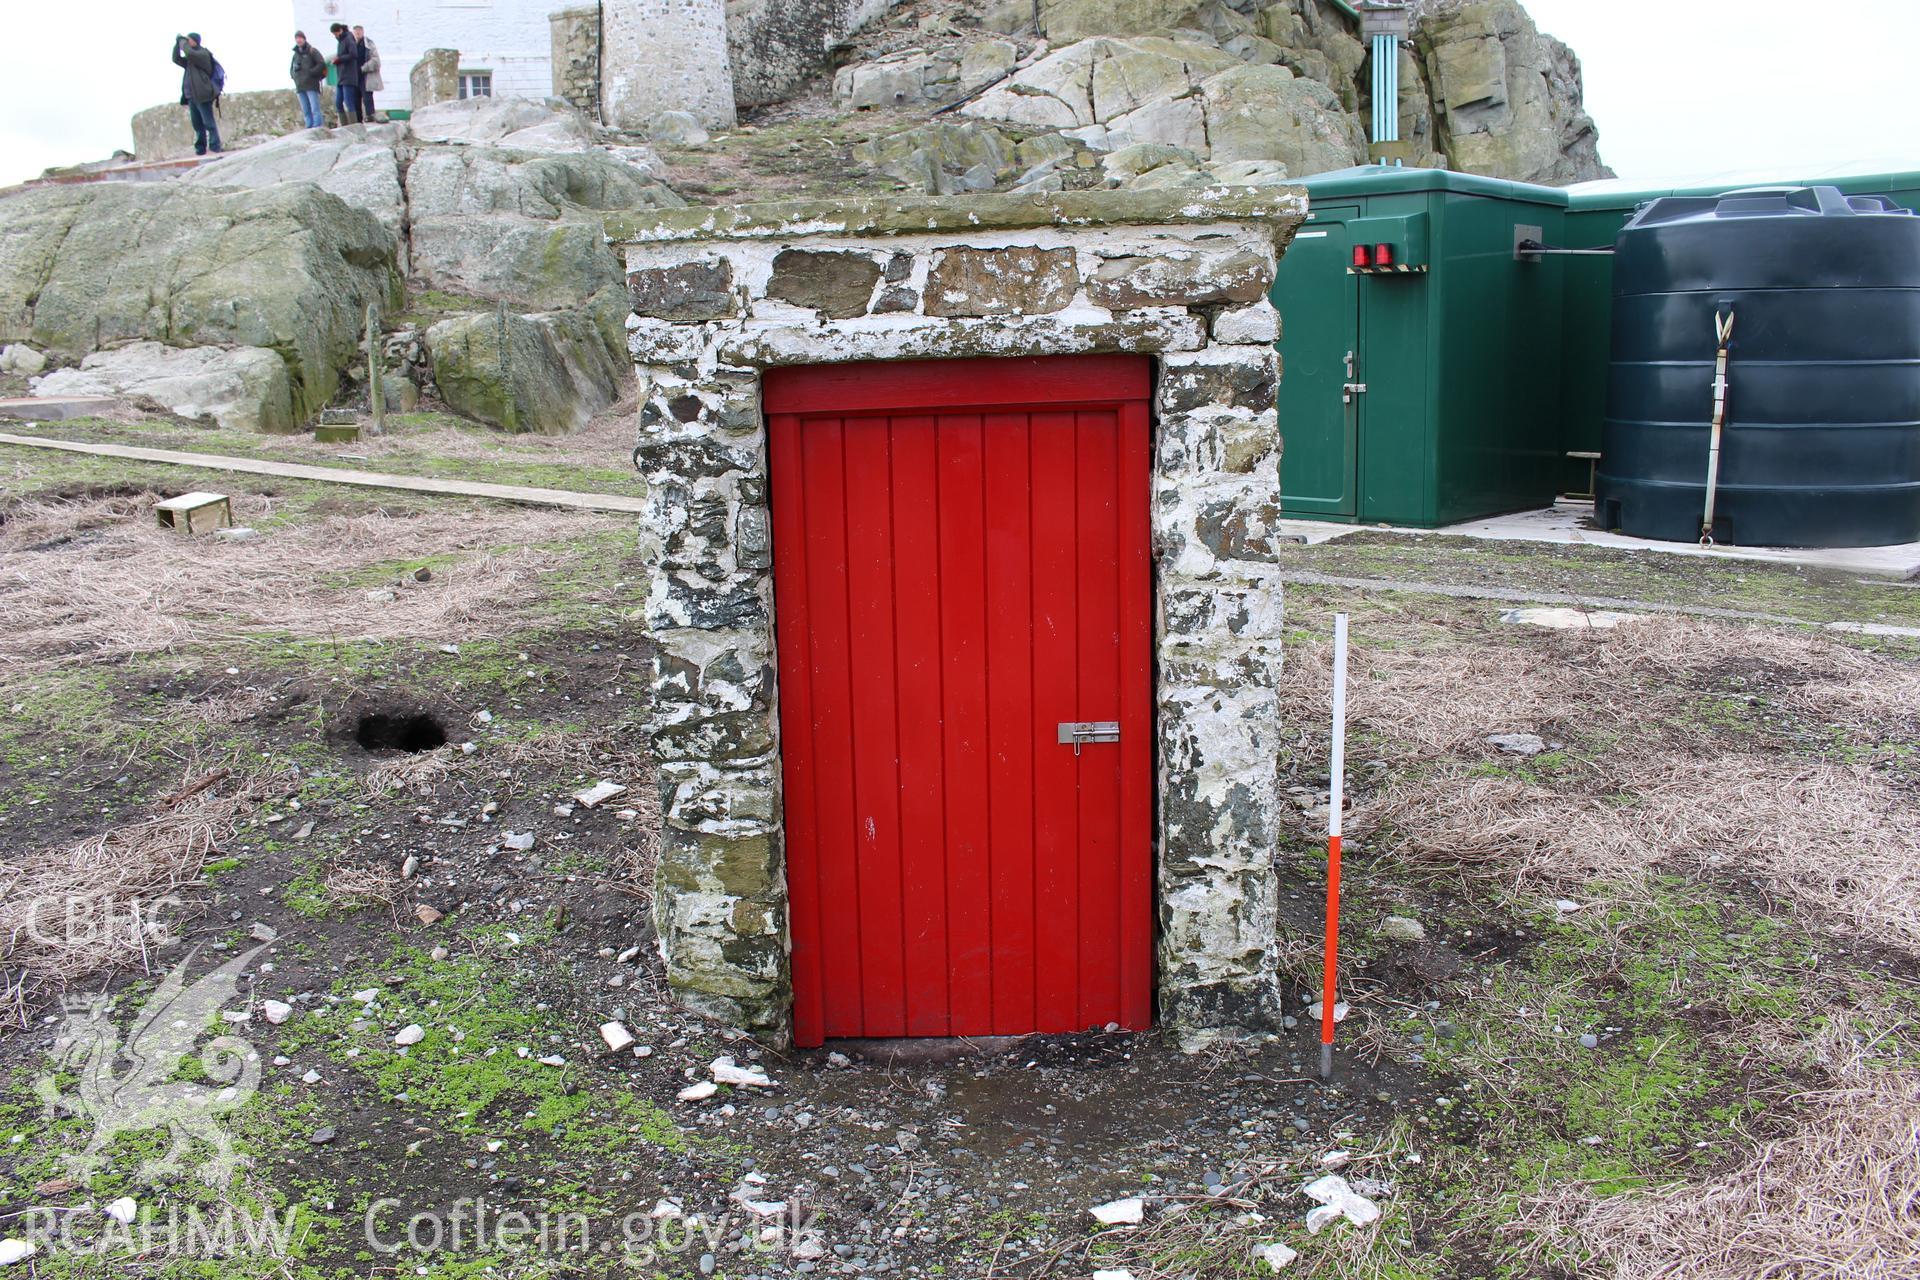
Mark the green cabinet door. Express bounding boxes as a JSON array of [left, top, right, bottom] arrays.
[[1275, 208, 1361, 518]]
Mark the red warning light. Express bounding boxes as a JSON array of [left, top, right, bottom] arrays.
[[1374, 243, 1395, 267], [1351, 244, 1372, 268]]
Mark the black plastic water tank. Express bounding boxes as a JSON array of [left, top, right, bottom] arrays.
[[1595, 185, 1920, 546]]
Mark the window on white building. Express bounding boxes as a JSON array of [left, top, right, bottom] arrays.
[[458, 72, 494, 99]]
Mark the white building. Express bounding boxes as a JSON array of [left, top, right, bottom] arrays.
[[288, 0, 881, 118], [290, 0, 555, 112]]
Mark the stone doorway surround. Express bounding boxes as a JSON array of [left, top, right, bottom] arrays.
[[609, 187, 1306, 1048]]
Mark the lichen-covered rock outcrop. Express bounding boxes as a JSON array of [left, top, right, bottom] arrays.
[[179, 125, 409, 241], [959, 35, 1366, 176], [1418, 0, 1607, 185], [406, 96, 604, 153], [30, 343, 295, 433], [42, 97, 681, 434], [844, 0, 1609, 186], [0, 182, 401, 423], [406, 144, 684, 309], [425, 301, 626, 434]]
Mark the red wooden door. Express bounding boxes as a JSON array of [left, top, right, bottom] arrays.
[[767, 355, 1154, 1047]]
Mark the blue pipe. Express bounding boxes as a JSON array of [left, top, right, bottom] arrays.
[[1372, 32, 1401, 161]]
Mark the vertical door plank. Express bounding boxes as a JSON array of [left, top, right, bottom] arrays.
[[1029, 409, 1081, 1030], [842, 416, 908, 1036], [888, 414, 952, 1036], [798, 417, 866, 1037], [1073, 408, 1124, 1029], [936, 413, 995, 1034], [982, 410, 1037, 1035]]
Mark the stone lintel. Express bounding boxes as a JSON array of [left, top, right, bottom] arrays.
[[605, 185, 1307, 246]]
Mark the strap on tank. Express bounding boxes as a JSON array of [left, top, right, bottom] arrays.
[[1701, 309, 1736, 546]]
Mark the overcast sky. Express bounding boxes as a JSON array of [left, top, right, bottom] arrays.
[[1, 1, 1916, 188]]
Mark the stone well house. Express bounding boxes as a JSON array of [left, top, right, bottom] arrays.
[[613, 188, 1306, 1049]]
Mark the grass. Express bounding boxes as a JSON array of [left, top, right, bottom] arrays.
[[1286, 530, 1920, 632], [280, 939, 685, 1153], [1272, 574, 1920, 1278], [1301, 875, 1888, 1278]]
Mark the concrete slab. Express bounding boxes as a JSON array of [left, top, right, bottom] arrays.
[[825, 1036, 1031, 1066], [0, 396, 122, 422], [1279, 500, 1920, 579]]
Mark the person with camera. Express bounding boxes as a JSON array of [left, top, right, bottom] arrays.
[[171, 33, 223, 156], [328, 22, 364, 125], [291, 31, 327, 129]]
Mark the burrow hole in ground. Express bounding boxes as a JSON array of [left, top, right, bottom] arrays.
[[353, 710, 447, 753]]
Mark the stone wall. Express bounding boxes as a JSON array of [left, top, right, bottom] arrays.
[[411, 49, 462, 110], [132, 91, 321, 162], [729, 0, 888, 108], [613, 187, 1305, 1048], [550, 6, 602, 115], [602, 0, 737, 131]]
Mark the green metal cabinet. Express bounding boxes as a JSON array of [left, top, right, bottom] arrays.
[[1274, 164, 1920, 525], [1274, 166, 1567, 527]]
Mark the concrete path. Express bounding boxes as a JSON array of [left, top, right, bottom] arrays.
[[0, 431, 646, 515], [1284, 570, 1920, 639], [1278, 499, 1920, 580]]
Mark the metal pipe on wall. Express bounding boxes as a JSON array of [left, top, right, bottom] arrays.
[[1360, 3, 1409, 164], [1372, 33, 1399, 149]]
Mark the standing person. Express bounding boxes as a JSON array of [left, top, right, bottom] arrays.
[[328, 22, 363, 125], [172, 33, 222, 156], [352, 26, 383, 122], [290, 31, 327, 129]]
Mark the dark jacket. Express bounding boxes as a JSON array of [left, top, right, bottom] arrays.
[[332, 32, 362, 87], [174, 41, 217, 105], [290, 43, 326, 92]]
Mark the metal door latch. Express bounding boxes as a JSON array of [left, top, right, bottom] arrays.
[[1057, 721, 1120, 755], [1343, 382, 1367, 403]]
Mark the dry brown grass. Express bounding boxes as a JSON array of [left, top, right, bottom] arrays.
[[321, 861, 404, 910], [0, 492, 623, 667], [0, 764, 291, 1023], [1520, 1050, 1920, 1280], [1277, 619, 1565, 761], [1359, 754, 1920, 951], [1280, 613, 1917, 768], [364, 747, 461, 798], [1278, 610, 1920, 952]]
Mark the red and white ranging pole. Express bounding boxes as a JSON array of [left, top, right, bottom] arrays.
[[1320, 612, 1350, 1081]]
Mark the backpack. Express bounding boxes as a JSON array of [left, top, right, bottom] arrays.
[[210, 56, 226, 101]]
